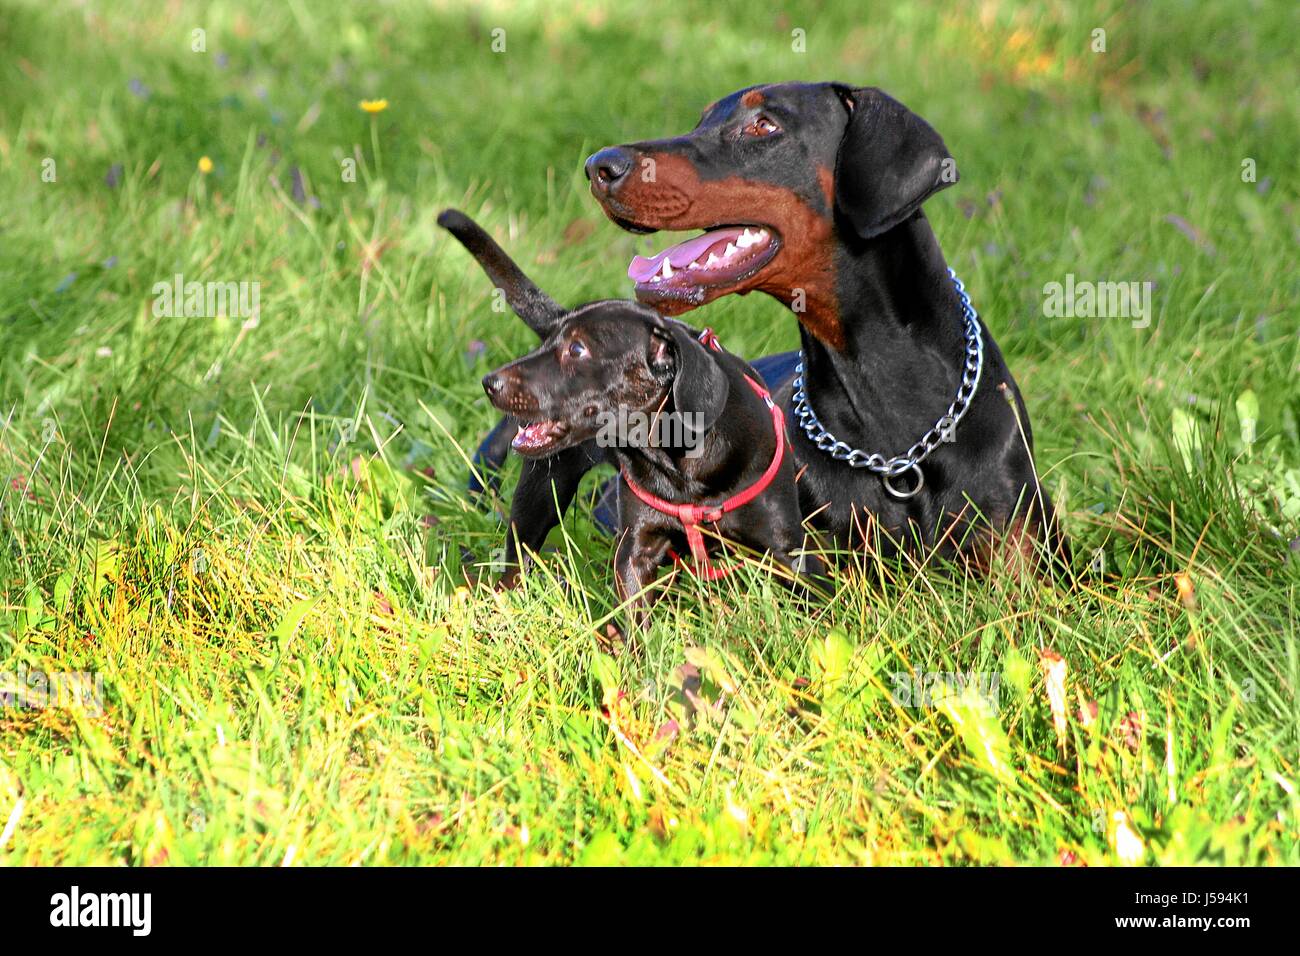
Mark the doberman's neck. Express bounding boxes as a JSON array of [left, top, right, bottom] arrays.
[[796, 211, 968, 450], [617, 385, 768, 501]]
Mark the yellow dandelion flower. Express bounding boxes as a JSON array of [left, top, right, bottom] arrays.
[[359, 99, 389, 114], [197, 156, 214, 174]]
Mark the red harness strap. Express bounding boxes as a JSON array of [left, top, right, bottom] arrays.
[[620, 329, 786, 580]]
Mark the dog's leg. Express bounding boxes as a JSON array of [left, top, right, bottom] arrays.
[[1031, 488, 1074, 582], [468, 417, 516, 498], [499, 443, 595, 588], [772, 542, 835, 600], [613, 527, 672, 633], [758, 503, 836, 599]]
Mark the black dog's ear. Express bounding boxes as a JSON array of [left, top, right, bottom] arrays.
[[649, 321, 729, 434], [831, 86, 957, 241], [437, 209, 567, 337]]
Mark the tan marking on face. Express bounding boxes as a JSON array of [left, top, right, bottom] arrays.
[[602, 153, 845, 350], [817, 165, 835, 208], [741, 89, 765, 109], [618, 360, 671, 413]]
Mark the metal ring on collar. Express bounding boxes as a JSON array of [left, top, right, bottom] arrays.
[[882, 463, 925, 500], [789, 267, 984, 495]]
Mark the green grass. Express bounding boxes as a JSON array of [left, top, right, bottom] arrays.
[[0, 0, 1297, 865]]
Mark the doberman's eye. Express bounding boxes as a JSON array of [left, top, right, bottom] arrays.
[[566, 340, 589, 360], [743, 115, 781, 137]]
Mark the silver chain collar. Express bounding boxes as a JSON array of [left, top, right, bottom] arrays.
[[790, 267, 985, 500]]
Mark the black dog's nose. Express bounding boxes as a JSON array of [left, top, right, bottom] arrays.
[[482, 372, 505, 398], [585, 147, 634, 192]]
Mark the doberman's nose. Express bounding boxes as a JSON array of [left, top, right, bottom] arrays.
[[585, 146, 634, 193], [482, 372, 506, 399]]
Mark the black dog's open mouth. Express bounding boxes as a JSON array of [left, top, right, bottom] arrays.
[[512, 419, 569, 457], [626, 225, 781, 304]]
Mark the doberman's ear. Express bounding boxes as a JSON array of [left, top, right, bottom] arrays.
[[649, 321, 730, 435], [830, 86, 957, 241], [437, 209, 567, 337]]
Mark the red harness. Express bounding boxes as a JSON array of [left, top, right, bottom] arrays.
[[619, 328, 786, 580]]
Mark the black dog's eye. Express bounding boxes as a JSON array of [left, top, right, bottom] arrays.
[[743, 115, 781, 137], [566, 340, 589, 360]]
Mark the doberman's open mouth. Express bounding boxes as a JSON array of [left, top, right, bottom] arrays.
[[627, 225, 781, 307], [512, 419, 569, 457]]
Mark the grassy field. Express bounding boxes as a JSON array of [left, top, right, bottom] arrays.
[[0, 0, 1296, 866]]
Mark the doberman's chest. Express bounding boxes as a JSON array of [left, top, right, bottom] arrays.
[[773, 379, 1012, 553]]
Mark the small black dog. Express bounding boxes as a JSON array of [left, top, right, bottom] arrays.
[[439, 210, 826, 626]]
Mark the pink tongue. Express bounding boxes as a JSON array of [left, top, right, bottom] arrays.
[[628, 227, 745, 282], [513, 423, 547, 448]]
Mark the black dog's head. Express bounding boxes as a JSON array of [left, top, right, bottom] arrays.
[[438, 210, 729, 460], [481, 305, 730, 459], [584, 82, 956, 341]]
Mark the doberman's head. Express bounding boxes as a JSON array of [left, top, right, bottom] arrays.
[[438, 209, 729, 459], [585, 82, 957, 347]]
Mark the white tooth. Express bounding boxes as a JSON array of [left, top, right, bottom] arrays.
[[724, 243, 737, 257], [688, 261, 701, 270], [742, 228, 755, 243], [757, 229, 768, 240], [661, 259, 673, 278], [705, 252, 720, 267]]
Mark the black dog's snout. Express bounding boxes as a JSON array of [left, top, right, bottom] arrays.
[[482, 372, 506, 398], [585, 147, 634, 192]]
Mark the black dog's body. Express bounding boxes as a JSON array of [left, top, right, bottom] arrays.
[[774, 214, 1054, 562], [584, 81, 1066, 568], [441, 210, 822, 622]]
